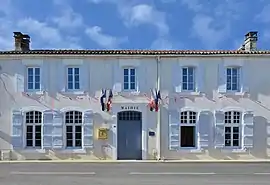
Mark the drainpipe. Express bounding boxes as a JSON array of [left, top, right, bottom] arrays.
[[156, 56, 161, 160]]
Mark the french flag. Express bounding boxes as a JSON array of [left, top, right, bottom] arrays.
[[106, 89, 113, 112], [149, 89, 156, 111], [154, 89, 161, 112], [100, 89, 106, 111]]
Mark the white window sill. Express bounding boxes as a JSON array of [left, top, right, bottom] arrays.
[[61, 91, 86, 95], [176, 148, 204, 154], [24, 91, 45, 96], [56, 149, 89, 154], [219, 91, 246, 96], [121, 90, 140, 95], [175, 91, 201, 96], [220, 148, 247, 153]]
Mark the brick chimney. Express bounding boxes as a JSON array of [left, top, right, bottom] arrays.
[[13, 32, 31, 51], [244, 31, 258, 51]]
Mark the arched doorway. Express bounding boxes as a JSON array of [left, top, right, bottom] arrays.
[[117, 111, 142, 160]]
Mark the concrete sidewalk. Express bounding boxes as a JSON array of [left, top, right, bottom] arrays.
[[1, 159, 270, 163]]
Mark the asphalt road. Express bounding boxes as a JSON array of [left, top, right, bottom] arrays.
[[1, 162, 270, 184]]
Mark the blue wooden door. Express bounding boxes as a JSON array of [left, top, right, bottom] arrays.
[[117, 111, 142, 160]]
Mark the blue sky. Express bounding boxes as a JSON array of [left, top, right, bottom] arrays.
[[0, 0, 270, 50]]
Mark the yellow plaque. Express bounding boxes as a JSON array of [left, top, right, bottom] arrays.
[[97, 128, 108, 140]]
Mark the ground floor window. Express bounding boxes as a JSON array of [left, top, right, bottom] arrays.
[[26, 125, 42, 147], [224, 111, 241, 147], [180, 111, 197, 148], [180, 126, 195, 147], [25, 111, 42, 148], [66, 125, 82, 147], [225, 126, 240, 147]]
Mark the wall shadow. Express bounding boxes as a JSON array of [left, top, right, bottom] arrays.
[[250, 116, 270, 158]]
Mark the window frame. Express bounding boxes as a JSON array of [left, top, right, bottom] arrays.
[[66, 66, 81, 91], [181, 66, 196, 92], [226, 66, 240, 92], [224, 111, 242, 149], [64, 111, 83, 149], [123, 67, 137, 91], [179, 111, 197, 149], [26, 66, 41, 92], [24, 111, 43, 149]]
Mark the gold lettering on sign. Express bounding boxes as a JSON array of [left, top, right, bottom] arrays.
[[121, 106, 139, 110]]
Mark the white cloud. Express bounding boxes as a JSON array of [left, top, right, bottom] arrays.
[[51, 0, 84, 29], [88, 0, 172, 48], [192, 14, 230, 49], [85, 26, 128, 49], [52, 7, 84, 29], [125, 4, 169, 36], [17, 18, 81, 49]]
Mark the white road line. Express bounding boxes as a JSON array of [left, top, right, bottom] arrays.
[[253, 172, 270, 175], [10, 171, 96, 175], [129, 172, 216, 175]]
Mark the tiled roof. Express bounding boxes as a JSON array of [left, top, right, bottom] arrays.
[[0, 49, 270, 55]]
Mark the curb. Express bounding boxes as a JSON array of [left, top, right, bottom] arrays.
[[1, 160, 270, 163]]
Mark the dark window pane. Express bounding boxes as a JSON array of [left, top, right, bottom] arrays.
[[66, 126, 73, 132], [67, 139, 73, 147], [35, 125, 41, 132], [67, 133, 73, 140], [75, 126, 81, 133], [124, 69, 129, 75], [225, 139, 231, 146], [26, 133, 32, 140], [225, 134, 231, 139], [182, 68, 187, 75], [75, 140, 81, 147], [35, 139, 41, 147], [27, 125, 33, 132], [233, 127, 239, 133], [26, 139, 33, 147], [233, 140, 239, 146]]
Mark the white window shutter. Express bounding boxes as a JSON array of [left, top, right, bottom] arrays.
[[196, 64, 204, 92], [113, 65, 122, 93], [43, 110, 54, 149], [83, 110, 94, 148], [52, 111, 64, 149], [243, 111, 254, 149], [168, 110, 180, 150], [198, 111, 210, 149], [214, 111, 225, 148], [41, 63, 48, 92], [172, 65, 182, 93], [80, 64, 89, 92], [240, 66, 249, 93], [16, 74, 25, 93], [11, 110, 23, 149], [58, 64, 66, 92], [136, 67, 144, 93], [218, 63, 226, 93]]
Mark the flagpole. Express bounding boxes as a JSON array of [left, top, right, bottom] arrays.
[[156, 56, 161, 160]]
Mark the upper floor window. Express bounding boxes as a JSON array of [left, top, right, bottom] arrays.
[[123, 68, 136, 90], [224, 111, 241, 147], [226, 67, 240, 92], [25, 111, 42, 148], [182, 67, 195, 91], [65, 111, 83, 148], [67, 67, 80, 90], [27, 67, 40, 91]]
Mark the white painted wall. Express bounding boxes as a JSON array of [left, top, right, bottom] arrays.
[[0, 55, 270, 160]]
